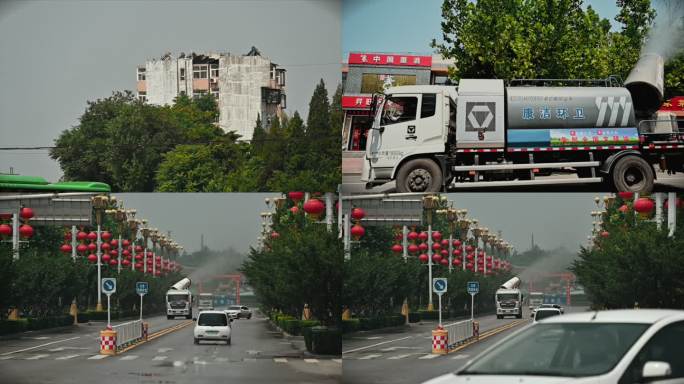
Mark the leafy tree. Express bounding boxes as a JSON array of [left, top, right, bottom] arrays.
[[664, 54, 684, 98]]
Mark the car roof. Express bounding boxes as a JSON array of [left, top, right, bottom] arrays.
[[535, 307, 561, 312], [198, 310, 227, 315], [541, 309, 684, 324]]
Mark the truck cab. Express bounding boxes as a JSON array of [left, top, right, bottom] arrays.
[[166, 290, 193, 319], [198, 293, 215, 311]]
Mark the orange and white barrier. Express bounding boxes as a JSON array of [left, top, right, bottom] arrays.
[[431, 326, 448, 355]]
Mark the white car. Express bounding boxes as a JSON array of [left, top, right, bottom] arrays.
[[193, 310, 232, 345], [226, 305, 252, 319], [533, 307, 561, 323], [423, 309, 684, 383]]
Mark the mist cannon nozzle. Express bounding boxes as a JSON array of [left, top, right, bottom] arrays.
[[624, 53, 664, 115]]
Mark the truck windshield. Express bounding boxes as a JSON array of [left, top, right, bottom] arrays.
[[460, 323, 649, 377], [497, 293, 518, 301], [381, 96, 418, 125]]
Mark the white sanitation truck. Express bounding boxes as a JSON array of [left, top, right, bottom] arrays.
[[166, 277, 193, 319], [495, 277, 523, 319], [198, 292, 215, 311]]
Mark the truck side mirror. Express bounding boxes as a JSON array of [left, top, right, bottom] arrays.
[[192, 317, 197, 321]]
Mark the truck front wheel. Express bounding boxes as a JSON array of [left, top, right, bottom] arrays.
[[611, 156, 654, 193], [396, 159, 443, 193]]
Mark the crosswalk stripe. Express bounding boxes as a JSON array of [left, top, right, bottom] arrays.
[[26, 354, 49, 360], [304, 359, 319, 363], [358, 354, 381, 360], [419, 354, 440, 359], [88, 354, 109, 360], [451, 354, 470, 360], [388, 353, 413, 360], [274, 358, 288, 363], [56, 354, 80, 360], [119, 355, 138, 361], [152, 356, 167, 361]]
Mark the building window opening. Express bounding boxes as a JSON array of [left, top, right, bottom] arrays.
[[193, 64, 208, 79], [137, 68, 146, 81], [180, 68, 186, 80], [210, 64, 219, 78], [138, 91, 147, 102], [348, 116, 371, 151]]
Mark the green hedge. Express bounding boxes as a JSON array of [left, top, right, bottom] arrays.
[[417, 310, 439, 320], [341, 318, 360, 333], [0, 315, 74, 335], [278, 318, 320, 336], [342, 314, 405, 333], [303, 326, 341, 355]]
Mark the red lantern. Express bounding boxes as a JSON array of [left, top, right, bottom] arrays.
[[270, 231, 280, 239], [418, 232, 428, 241], [146, 252, 153, 257], [87, 254, 97, 263], [394, 232, 403, 241], [618, 191, 634, 200], [0, 213, 11, 220], [135, 253, 142, 261], [418, 243, 428, 252], [134, 245, 142, 252], [87, 232, 97, 241], [408, 231, 419, 241], [60, 244, 72, 254], [110, 249, 118, 257], [303, 198, 325, 218], [440, 258, 448, 266], [419, 254, 429, 263], [453, 239, 461, 247], [122, 239, 130, 247], [122, 259, 131, 267], [19, 224, 34, 238], [432, 254, 442, 263], [452, 258, 462, 266], [288, 191, 304, 202], [77, 231, 87, 241], [453, 249, 462, 256], [290, 206, 299, 214], [102, 254, 111, 263], [111, 239, 119, 248], [146, 258, 153, 265], [440, 239, 449, 247], [391, 244, 403, 253], [350, 224, 365, 239], [155, 270, 161, 276], [135, 262, 143, 269], [618, 204, 629, 213], [478, 266, 484, 272], [101, 231, 112, 241], [0, 224, 11, 237], [600, 231, 609, 238], [466, 253, 474, 261], [101, 242, 111, 251], [466, 262, 473, 269], [634, 198, 654, 214], [88, 243, 97, 252], [77, 244, 88, 253], [440, 249, 448, 257], [432, 243, 441, 251], [432, 231, 442, 241], [156, 256, 161, 262], [20, 207, 34, 220], [486, 262, 492, 268], [109, 259, 118, 266], [465, 245, 474, 253], [351, 208, 365, 221], [408, 244, 419, 253], [64, 231, 72, 241]]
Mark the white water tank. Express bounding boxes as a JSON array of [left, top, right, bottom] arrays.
[[171, 277, 191, 290], [500, 277, 521, 290]]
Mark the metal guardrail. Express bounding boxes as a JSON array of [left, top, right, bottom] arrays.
[[444, 319, 473, 347], [112, 319, 143, 349]]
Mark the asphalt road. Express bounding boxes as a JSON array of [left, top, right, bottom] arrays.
[[0, 312, 341, 384], [342, 170, 684, 194], [342, 306, 588, 384]]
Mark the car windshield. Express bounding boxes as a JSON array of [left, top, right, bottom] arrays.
[[198, 313, 227, 326], [535, 310, 561, 321], [497, 293, 518, 301], [460, 323, 649, 377]]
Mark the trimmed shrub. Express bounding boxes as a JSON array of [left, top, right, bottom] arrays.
[[277, 318, 320, 336], [341, 319, 360, 334], [0, 319, 28, 335], [304, 326, 341, 355]]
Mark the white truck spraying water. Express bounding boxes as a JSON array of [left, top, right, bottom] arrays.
[[496, 277, 523, 319], [166, 277, 193, 319]]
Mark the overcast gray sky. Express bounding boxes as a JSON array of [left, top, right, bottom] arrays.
[[0, 0, 341, 181], [113, 192, 598, 255], [114, 193, 276, 254]]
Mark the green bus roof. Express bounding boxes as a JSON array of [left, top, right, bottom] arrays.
[[0, 174, 111, 192]]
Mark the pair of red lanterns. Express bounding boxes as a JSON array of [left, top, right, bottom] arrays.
[[0, 207, 35, 238]]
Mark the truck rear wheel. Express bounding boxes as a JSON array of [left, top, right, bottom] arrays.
[[611, 156, 654, 193], [396, 159, 442, 193]]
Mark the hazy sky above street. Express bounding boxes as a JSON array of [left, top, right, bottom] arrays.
[[114, 192, 599, 255], [0, 0, 340, 180]]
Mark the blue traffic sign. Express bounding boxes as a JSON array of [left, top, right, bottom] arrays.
[[102, 278, 116, 295], [136, 281, 149, 295], [467, 281, 479, 295], [432, 278, 448, 295]]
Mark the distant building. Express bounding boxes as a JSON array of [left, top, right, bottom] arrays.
[[341, 52, 454, 176], [136, 47, 286, 140]]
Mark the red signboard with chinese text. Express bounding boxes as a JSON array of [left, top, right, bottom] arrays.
[[342, 95, 373, 109], [659, 97, 684, 111], [348, 53, 432, 68]]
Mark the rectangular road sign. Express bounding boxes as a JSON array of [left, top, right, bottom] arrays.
[[102, 278, 116, 295], [136, 282, 149, 295], [467, 281, 479, 295]]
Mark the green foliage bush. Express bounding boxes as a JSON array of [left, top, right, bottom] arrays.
[[303, 326, 341, 355], [341, 319, 360, 334]]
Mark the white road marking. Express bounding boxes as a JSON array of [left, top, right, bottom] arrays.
[[304, 359, 319, 363], [0, 355, 14, 360], [388, 353, 413, 360], [379, 347, 397, 352], [244, 358, 257, 363], [119, 355, 138, 361], [342, 336, 412, 354], [366, 336, 382, 340], [152, 356, 168, 361], [27, 337, 49, 340], [88, 354, 109, 360], [26, 354, 49, 360], [215, 357, 229, 363], [332, 359, 342, 364], [56, 354, 80, 360], [157, 348, 173, 353], [358, 354, 381, 360], [49, 347, 65, 352], [451, 354, 470, 360], [419, 354, 441, 359], [194, 360, 208, 365], [1, 336, 80, 355], [274, 358, 288, 363]]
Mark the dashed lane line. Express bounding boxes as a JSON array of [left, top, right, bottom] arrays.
[[26, 354, 49, 360], [451, 354, 470, 360], [304, 359, 319, 363], [88, 354, 108, 360], [387, 353, 413, 360], [418, 354, 440, 360], [119, 355, 138, 361], [274, 358, 288, 363], [358, 354, 382, 360], [56, 354, 80, 360], [342, 336, 412, 354], [152, 356, 168, 361], [1, 336, 81, 356]]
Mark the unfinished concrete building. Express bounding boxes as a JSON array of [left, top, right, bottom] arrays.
[[136, 47, 286, 140]]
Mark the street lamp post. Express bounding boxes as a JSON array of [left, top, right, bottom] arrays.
[[471, 222, 481, 275], [92, 194, 112, 312], [481, 228, 490, 275], [444, 208, 458, 273], [457, 210, 470, 271], [423, 194, 440, 311], [141, 221, 150, 274], [128, 216, 138, 271], [150, 229, 159, 277]]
